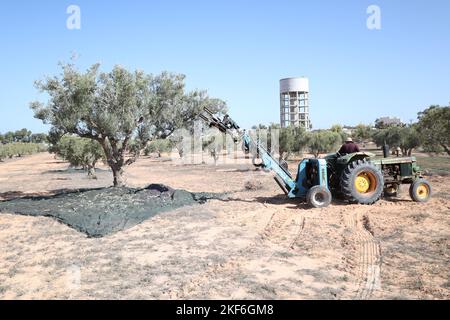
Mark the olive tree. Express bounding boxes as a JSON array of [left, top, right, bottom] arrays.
[[278, 125, 307, 160], [330, 124, 349, 143], [31, 133, 48, 144], [372, 125, 421, 156], [3, 132, 14, 144], [31, 63, 226, 186], [353, 124, 373, 142], [144, 139, 173, 157], [14, 129, 32, 143], [399, 126, 421, 156], [249, 124, 308, 161], [372, 127, 400, 149], [54, 135, 105, 178], [307, 130, 343, 158], [417, 105, 450, 155]]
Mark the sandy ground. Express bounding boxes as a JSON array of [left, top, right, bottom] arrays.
[[0, 152, 449, 300]]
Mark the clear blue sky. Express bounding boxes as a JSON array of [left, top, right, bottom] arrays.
[[0, 0, 449, 133]]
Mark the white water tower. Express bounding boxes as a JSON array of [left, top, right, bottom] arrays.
[[280, 77, 311, 129]]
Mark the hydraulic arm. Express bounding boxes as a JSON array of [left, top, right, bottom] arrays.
[[200, 108, 297, 196]]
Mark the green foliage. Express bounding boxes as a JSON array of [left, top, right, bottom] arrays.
[[53, 136, 105, 177], [144, 139, 173, 157], [372, 126, 400, 148], [330, 124, 348, 142], [252, 125, 343, 160], [30, 133, 48, 144], [30, 62, 226, 186], [353, 124, 373, 142], [2, 132, 14, 144], [249, 124, 307, 160], [278, 126, 307, 160], [417, 105, 450, 155], [330, 124, 343, 133], [0, 129, 44, 144], [0, 143, 47, 161], [399, 126, 421, 156], [306, 130, 343, 158], [13, 128, 32, 142], [47, 128, 64, 153], [372, 125, 421, 156]]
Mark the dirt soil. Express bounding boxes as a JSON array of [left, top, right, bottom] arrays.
[[0, 153, 449, 300]]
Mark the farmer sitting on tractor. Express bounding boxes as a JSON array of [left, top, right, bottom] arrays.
[[338, 137, 360, 155]]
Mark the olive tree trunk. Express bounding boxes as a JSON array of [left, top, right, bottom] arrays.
[[111, 166, 124, 187], [441, 143, 450, 156], [87, 164, 96, 179], [99, 138, 127, 187]]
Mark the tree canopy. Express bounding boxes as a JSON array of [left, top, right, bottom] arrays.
[[31, 63, 227, 186], [306, 130, 343, 158], [353, 124, 373, 142], [417, 105, 450, 155], [0, 129, 45, 144], [372, 125, 421, 156]]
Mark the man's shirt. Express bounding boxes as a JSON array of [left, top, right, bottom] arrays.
[[339, 142, 360, 154]]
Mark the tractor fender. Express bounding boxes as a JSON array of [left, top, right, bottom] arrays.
[[336, 152, 375, 165]]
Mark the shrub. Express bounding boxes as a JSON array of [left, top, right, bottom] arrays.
[[144, 139, 173, 157], [0, 143, 47, 160]]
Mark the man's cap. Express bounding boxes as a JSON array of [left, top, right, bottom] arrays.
[[345, 137, 353, 142]]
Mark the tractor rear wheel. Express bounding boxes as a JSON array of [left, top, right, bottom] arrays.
[[340, 159, 384, 205], [307, 185, 332, 208], [409, 179, 432, 202]]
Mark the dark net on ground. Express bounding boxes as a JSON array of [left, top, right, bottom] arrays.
[[0, 184, 225, 237]]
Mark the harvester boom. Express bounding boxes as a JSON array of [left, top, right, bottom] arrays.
[[199, 108, 296, 195]]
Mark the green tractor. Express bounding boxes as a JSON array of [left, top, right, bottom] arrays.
[[325, 151, 432, 205]]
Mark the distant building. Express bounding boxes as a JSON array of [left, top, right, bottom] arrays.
[[280, 77, 311, 130], [375, 116, 402, 128]]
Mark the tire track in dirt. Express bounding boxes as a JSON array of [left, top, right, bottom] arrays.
[[343, 209, 381, 300], [178, 200, 306, 299], [261, 204, 306, 249]]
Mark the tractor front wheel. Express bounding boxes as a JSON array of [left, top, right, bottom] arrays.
[[306, 185, 332, 208], [341, 159, 384, 205], [409, 179, 432, 202]]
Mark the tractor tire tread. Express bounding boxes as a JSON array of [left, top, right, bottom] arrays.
[[340, 159, 383, 205]]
